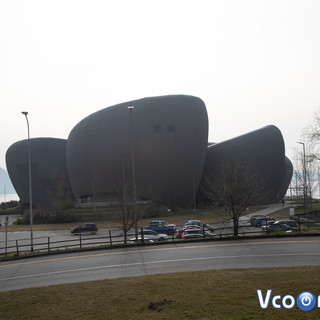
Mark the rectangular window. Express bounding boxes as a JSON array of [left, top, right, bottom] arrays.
[[153, 125, 161, 133], [167, 125, 175, 132]]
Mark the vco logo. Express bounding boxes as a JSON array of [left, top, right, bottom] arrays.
[[257, 290, 318, 311]]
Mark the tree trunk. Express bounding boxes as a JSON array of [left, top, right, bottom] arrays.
[[124, 229, 127, 244], [233, 218, 239, 237]]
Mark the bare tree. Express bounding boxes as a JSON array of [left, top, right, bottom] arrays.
[[291, 169, 304, 201], [304, 108, 320, 161], [115, 157, 141, 244], [200, 157, 265, 236], [301, 109, 320, 206], [117, 183, 142, 244]]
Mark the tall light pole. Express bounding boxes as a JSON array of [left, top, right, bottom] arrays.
[[297, 141, 309, 226], [128, 106, 138, 239], [21, 111, 34, 251]]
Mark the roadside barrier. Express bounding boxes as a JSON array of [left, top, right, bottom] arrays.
[[1, 220, 319, 259]]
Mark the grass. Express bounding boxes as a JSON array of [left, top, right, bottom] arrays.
[[2, 205, 251, 232], [1, 266, 320, 319], [3, 201, 319, 234]]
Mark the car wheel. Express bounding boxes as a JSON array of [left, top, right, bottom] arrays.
[[159, 237, 165, 241]]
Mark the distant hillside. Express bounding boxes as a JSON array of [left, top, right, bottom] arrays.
[[0, 167, 16, 194]]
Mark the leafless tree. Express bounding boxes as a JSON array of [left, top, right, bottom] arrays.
[[114, 157, 142, 244], [294, 147, 318, 210], [300, 109, 320, 205], [117, 183, 142, 244], [200, 157, 266, 236], [303, 108, 320, 161]]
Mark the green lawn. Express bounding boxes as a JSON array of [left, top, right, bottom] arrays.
[[2, 205, 264, 232], [1, 266, 320, 320]]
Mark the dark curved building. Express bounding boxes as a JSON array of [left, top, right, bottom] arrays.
[[278, 156, 294, 199], [66, 95, 209, 207], [197, 125, 293, 204], [6, 138, 71, 207], [5, 97, 293, 209]]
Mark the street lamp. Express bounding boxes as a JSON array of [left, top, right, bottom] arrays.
[[297, 141, 309, 226], [21, 111, 34, 251], [128, 106, 138, 239]]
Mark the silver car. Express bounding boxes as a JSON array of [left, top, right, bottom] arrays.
[[130, 229, 168, 241]]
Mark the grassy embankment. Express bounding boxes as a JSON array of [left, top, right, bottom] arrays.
[[1, 203, 247, 231], [1, 266, 320, 320], [1, 203, 320, 319], [0, 201, 306, 232]]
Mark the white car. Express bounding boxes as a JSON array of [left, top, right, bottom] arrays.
[[182, 229, 216, 238], [130, 229, 168, 241]]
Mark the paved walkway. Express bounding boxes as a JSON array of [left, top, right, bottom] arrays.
[[251, 203, 289, 216], [240, 203, 290, 222]]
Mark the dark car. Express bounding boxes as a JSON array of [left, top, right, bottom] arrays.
[[250, 215, 266, 225], [265, 222, 298, 233], [273, 220, 298, 228], [71, 223, 98, 234], [251, 215, 275, 227]]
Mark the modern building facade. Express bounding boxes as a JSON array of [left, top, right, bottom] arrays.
[[6, 96, 293, 208], [197, 125, 293, 204], [66, 95, 209, 207], [6, 138, 72, 207]]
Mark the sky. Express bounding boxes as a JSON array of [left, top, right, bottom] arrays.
[[1, 0, 320, 174]]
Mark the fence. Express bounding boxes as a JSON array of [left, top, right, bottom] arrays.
[[1, 218, 320, 259]]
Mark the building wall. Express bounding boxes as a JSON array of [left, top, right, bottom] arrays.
[[277, 156, 294, 200], [197, 125, 293, 204], [6, 138, 71, 206], [5, 99, 293, 209], [66, 95, 209, 207]]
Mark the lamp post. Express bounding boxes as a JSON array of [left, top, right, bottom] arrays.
[[128, 106, 138, 239], [297, 141, 309, 226], [21, 111, 34, 251]]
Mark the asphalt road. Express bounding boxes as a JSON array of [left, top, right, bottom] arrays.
[[1, 236, 320, 292]]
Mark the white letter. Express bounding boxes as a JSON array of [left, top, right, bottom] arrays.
[[318, 295, 320, 308], [272, 295, 281, 309], [282, 295, 295, 309], [257, 290, 272, 309]]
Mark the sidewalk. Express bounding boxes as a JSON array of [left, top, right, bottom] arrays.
[[240, 203, 289, 221]]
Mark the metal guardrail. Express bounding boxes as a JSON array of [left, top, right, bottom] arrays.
[[1, 221, 320, 259]]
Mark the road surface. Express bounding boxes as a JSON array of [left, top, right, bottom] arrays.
[[1, 236, 320, 292]]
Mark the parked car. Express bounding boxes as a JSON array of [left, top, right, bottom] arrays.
[[273, 220, 298, 228], [176, 226, 203, 239], [264, 221, 298, 233], [128, 237, 154, 243], [71, 223, 98, 234], [137, 229, 168, 241], [250, 215, 266, 225], [184, 220, 215, 232], [182, 233, 206, 240], [261, 220, 276, 231], [181, 229, 215, 239], [250, 215, 275, 227], [146, 220, 176, 234]]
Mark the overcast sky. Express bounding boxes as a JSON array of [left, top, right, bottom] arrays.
[[1, 0, 320, 173]]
